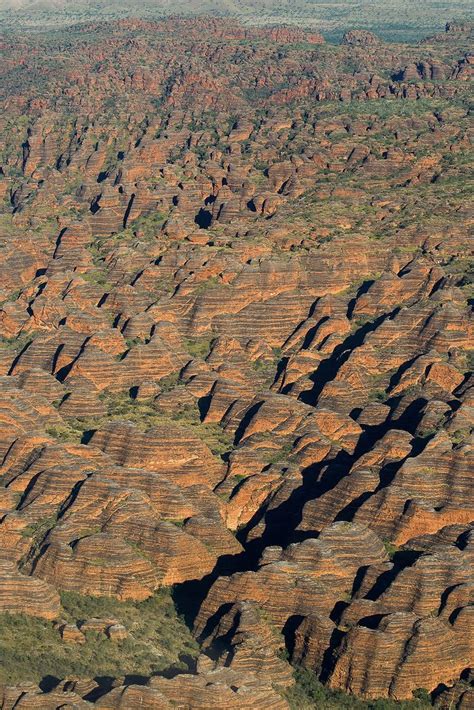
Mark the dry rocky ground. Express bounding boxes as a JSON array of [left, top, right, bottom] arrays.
[[0, 16, 473, 709]]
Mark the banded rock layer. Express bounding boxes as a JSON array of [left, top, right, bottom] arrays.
[[0, 15, 472, 708]]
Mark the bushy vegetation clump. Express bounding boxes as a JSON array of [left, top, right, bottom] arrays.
[[285, 667, 432, 710], [0, 589, 198, 686]]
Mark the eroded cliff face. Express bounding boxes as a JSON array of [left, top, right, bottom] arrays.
[[0, 17, 472, 708]]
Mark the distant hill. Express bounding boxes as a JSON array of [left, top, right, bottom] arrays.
[[2, 0, 474, 42]]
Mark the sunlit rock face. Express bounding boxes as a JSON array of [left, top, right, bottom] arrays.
[[0, 14, 472, 706]]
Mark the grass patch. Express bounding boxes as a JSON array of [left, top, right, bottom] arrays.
[[93, 390, 233, 456], [21, 514, 58, 541], [45, 424, 84, 443], [158, 372, 181, 392], [0, 589, 198, 686], [128, 210, 168, 241], [285, 667, 432, 709], [264, 441, 294, 466], [81, 269, 111, 288], [383, 540, 399, 560], [192, 276, 221, 295], [0, 333, 35, 353], [368, 389, 387, 403], [184, 336, 215, 360]]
